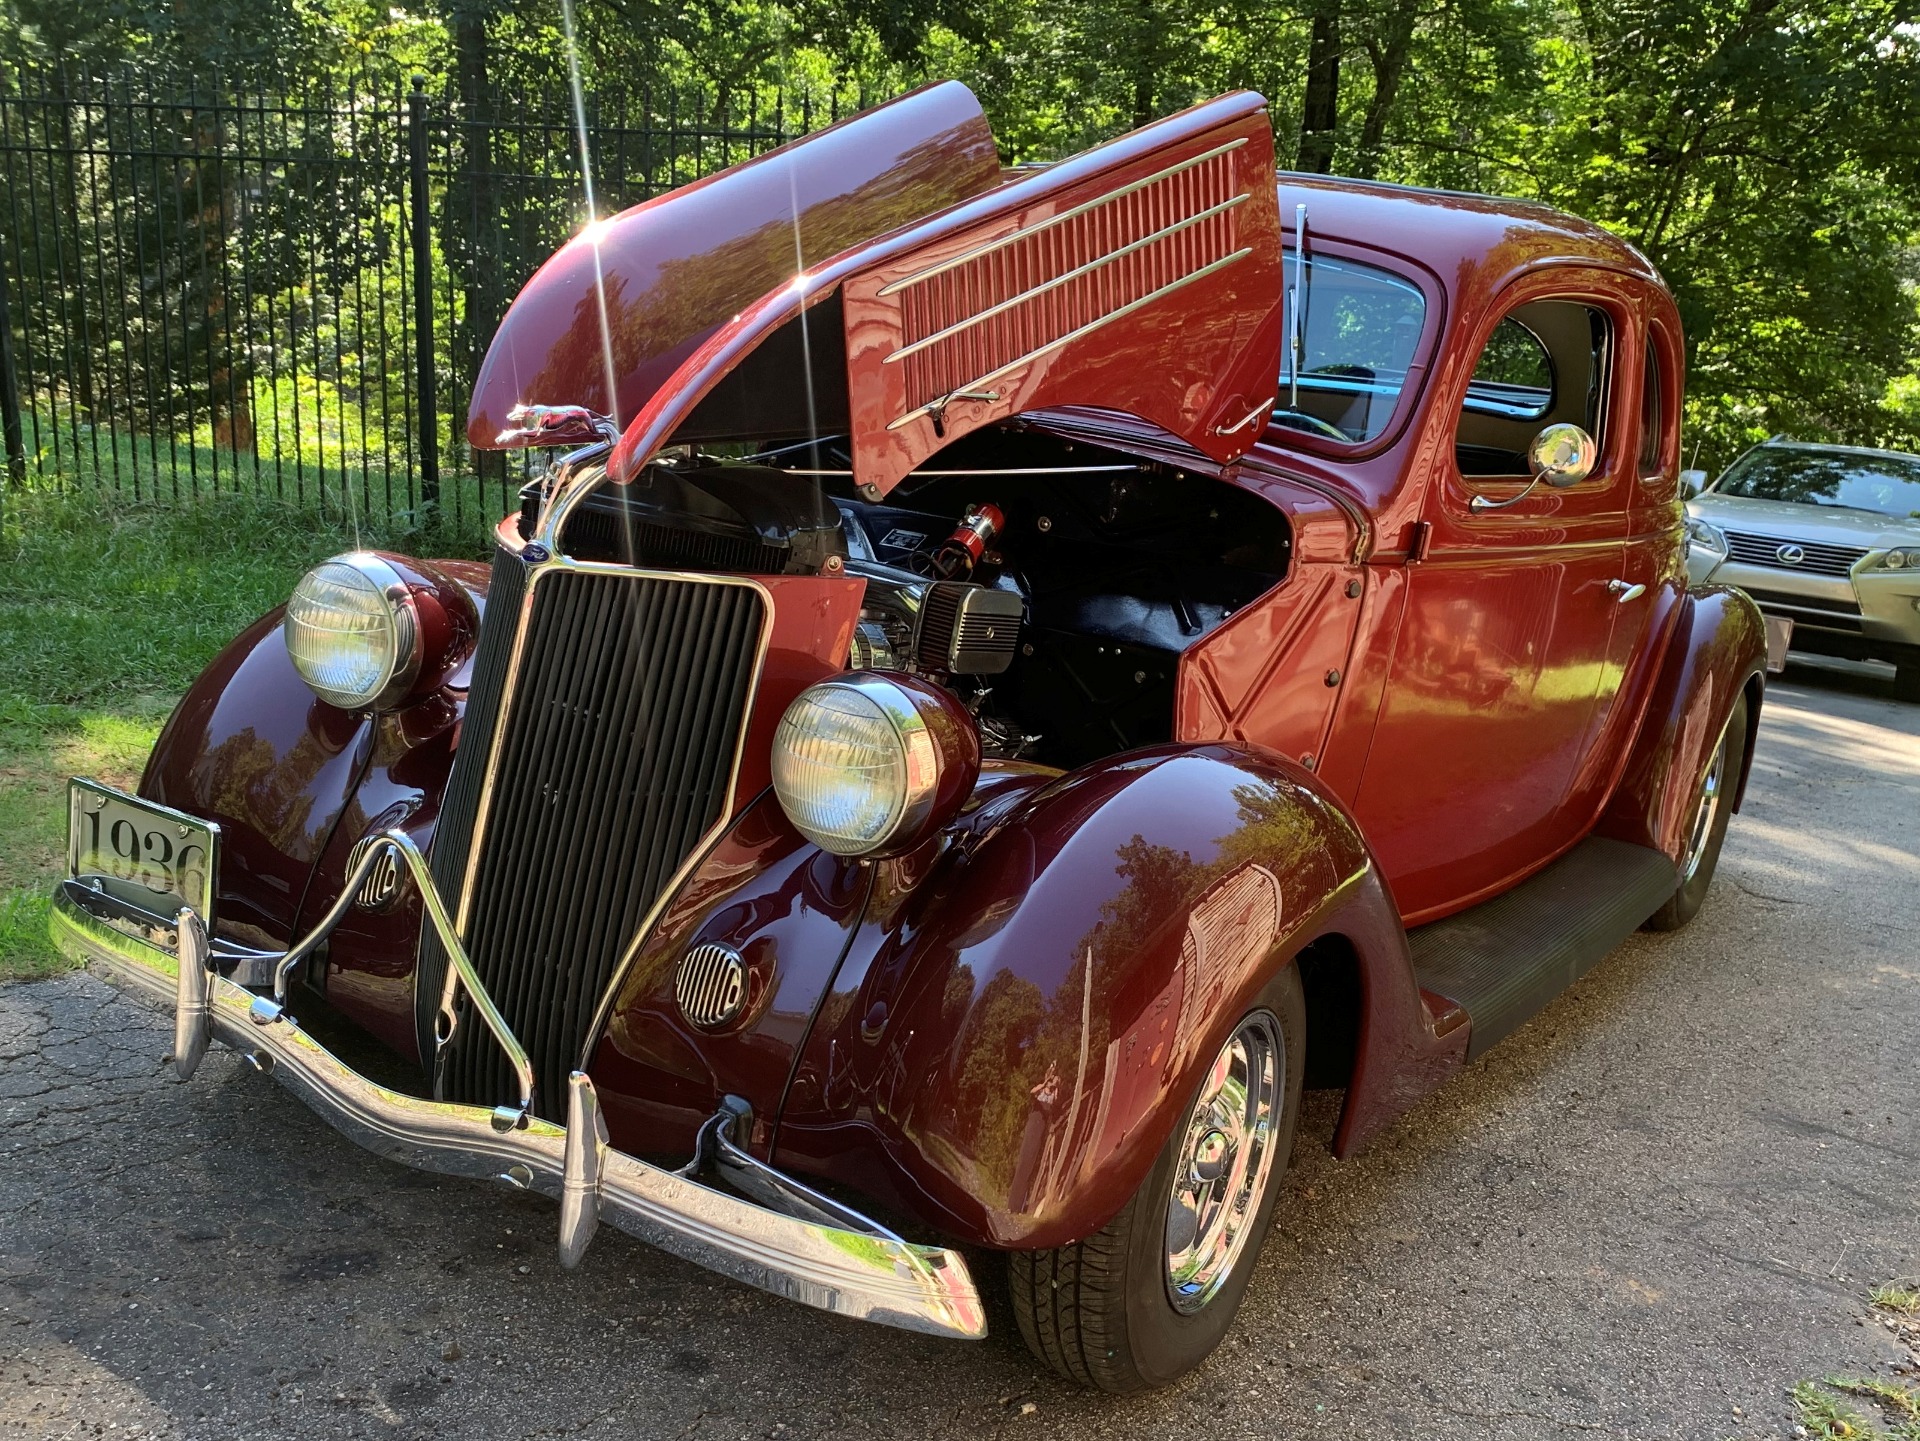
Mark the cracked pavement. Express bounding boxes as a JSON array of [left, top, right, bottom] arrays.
[[3, 662, 1916, 1440]]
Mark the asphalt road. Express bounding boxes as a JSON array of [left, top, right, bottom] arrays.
[[3, 659, 1917, 1441]]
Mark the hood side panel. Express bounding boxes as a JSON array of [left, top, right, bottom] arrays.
[[841, 100, 1285, 497]]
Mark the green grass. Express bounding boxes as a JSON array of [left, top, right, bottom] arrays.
[[1874, 1284, 1920, 1316], [0, 485, 493, 982]]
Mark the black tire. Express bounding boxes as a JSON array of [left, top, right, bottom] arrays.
[[1008, 964, 1306, 1392], [1892, 662, 1920, 703], [1643, 691, 1748, 932]]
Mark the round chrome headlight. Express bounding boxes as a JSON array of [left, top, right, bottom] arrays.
[[1887, 548, 1912, 569], [770, 674, 981, 857], [284, 553, 420, 710]]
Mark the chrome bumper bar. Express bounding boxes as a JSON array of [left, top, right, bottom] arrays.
[[49, 877, 985, 1341]]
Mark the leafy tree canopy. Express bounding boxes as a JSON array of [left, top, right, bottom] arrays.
[[1, 0, 1915, 466]]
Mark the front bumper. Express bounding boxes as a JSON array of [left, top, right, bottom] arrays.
[[49, 864, 985, 1341]]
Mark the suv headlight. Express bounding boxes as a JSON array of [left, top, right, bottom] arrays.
[[284, 553, 475, 711], [1883, 548, 1914, 570], [1685, 516, 1728, 555], [770, 674, 981, 857]]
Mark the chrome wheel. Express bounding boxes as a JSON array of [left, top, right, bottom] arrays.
[[1164, 1012, 1284, 1314], [1681, 719, 1732, 883]]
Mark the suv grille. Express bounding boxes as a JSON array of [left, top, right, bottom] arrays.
[[417, 551, 765, 1118], [1722, 529, 1868, 577]]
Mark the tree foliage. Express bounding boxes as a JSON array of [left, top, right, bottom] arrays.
[[2, 0, 1916, 467]]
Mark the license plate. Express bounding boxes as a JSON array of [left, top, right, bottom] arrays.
[[67, 779, 219, 931], [1763, 614, 1793, 673]]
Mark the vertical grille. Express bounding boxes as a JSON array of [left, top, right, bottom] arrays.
[[419, 560, 765, 1118], [414, 547, 527, 1062]]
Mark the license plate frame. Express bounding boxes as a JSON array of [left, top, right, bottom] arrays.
[[67, 779, 220, 939], [1763, 614, 1793, 674]]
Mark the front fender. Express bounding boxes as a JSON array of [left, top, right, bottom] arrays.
[[771, 743, 1411, 1249], [138, 559, 490, 1057], [1599, 584, 1767, 861], [140, 607, 374, 953]]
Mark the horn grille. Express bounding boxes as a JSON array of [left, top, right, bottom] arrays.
[[675, 943, 748, 1029]]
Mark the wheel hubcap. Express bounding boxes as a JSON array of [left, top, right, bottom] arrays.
[[1681, 722, 1732, 884], [1164, 1012, 1284, 1315]]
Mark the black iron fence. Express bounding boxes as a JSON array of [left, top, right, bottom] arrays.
[[0, 64, 865, 525]]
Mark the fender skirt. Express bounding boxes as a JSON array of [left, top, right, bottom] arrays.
[[768, 742, 1463, 1249]]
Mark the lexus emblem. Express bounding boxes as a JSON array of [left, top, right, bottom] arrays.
[[1775, 543, 1806, 566]]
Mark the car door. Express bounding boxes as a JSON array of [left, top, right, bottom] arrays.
[[1350, 276, 1637, 923]]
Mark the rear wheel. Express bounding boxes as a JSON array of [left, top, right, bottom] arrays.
[[1892, 660, 1920, 703], [1009, 965, 1305, 1391], [1643, 692, 1747, 932]]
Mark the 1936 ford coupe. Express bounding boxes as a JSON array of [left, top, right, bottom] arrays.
[[51, 81, 1768, 1390]]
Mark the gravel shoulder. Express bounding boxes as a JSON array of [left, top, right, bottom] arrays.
[[3, 663, 1916, 1441]]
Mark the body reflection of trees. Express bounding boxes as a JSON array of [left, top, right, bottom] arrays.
[[944, 777, 1315, 1208]]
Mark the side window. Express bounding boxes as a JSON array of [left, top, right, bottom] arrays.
[[1456, 300, 1612, 477], [1468, 319, 1553, 419], [1637, 335, 1665, 477]]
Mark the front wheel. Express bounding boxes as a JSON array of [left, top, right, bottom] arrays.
[[1009, 965, 1305, 1391], [1643, 691, 1748, 932]]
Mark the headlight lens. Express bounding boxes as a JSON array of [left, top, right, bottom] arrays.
[[1685, 516, 1728, 553], [284, 554, 419, 710], [1886, 548, 1912, 569], [770, 675, 978, 856]]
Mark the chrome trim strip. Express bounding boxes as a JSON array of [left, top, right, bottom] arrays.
[[50, 891, 985, 1341], [883, 193, 1250, 366], [886, 247, 1255, 432], [877, 137, 1250, 297]]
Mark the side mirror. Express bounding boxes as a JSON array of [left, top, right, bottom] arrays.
[[1529, 423, 1597, 488], [1677, 468, 1707, 499], [1468, 421, 1599, 512]]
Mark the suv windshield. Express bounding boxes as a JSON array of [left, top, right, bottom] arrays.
[[1271, 255, 1425, 444], [1716, 447, 1920, 519]]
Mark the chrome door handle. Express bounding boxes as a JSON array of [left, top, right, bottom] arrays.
[[1607, 579, 1647, 603]]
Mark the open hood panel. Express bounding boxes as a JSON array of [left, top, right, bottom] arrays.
[[838, 95, 1285, 496], [467, 82, 1001, 447], [480, 85, 1286, 506]]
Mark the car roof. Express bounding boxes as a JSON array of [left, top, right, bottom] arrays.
[[1272, 171, 1661, 286], [1743, 439, 1920, 465]]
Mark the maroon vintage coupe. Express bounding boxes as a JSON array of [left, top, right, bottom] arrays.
[[53, 81, 1766, 1390]]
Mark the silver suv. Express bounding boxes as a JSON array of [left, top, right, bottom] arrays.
[[1686, 439, 1920, 699]]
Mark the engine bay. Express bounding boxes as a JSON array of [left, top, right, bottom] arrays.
[[527, 424, 1292, 770]]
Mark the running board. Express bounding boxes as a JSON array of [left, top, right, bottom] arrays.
[[1408, 837, 1677, 1060]]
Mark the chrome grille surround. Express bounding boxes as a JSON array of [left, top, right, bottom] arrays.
[[675, 942, 748, 1029], [1722, 528, 1869, 577], [418, 547, 772, 1119]]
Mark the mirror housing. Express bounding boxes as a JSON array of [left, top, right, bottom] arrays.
[[1677, 468, 1707, 499], [1529, 423, 1597, 488]]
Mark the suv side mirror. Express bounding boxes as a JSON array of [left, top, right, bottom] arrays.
[[1677, 468, 1707, 499]]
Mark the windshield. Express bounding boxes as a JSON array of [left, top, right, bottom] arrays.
[[1716, 447, 1920, 519], [1271, 255, 1425, 444]]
